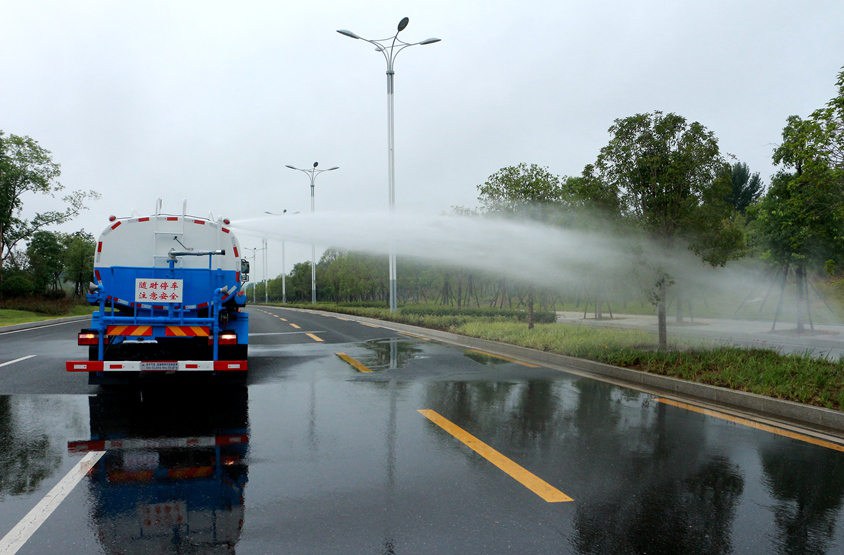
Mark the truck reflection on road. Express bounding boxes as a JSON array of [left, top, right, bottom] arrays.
[[68, 386, 249, 555]]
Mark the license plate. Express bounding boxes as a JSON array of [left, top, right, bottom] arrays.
[[140, 361, 178, 371]]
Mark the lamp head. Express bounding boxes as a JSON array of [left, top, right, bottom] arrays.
[[420, 38, 441, 45], [397, 17, 409, 32], [285, 165, 297, 170], [337, 29, 360, 39], [313, 162, 319, 168]]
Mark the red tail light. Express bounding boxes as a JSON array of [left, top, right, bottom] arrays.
[[219, 332, 238, 346], [78, 332, 106, 346]]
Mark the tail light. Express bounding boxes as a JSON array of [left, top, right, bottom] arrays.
[[219, 332, 238, 346], [78, 332, 107, 346]]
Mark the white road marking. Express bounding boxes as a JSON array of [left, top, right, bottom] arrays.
[[0, 319, 86, 336], [0, 356, 36, 368], [0, 451, 104, 554], [248, 331, 325, 336]]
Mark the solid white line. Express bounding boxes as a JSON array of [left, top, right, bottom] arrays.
[[248, 331, 325, 336], [0, 319, 86, 336], [0, 356, 36, 369], [0, 451, 104, 555]]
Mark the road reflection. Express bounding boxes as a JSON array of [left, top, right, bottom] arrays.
[[421, 377, 756, 554], [68, 386, 249, 554], [0, 396, 64, 498]]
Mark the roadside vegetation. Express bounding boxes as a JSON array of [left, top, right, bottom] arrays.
[[280, 302, 844, 411]]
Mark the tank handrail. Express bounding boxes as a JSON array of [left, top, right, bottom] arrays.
[[168, 248, 226, 259]]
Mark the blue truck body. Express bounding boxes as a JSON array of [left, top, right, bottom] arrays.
[[67, 211, 250, 385]]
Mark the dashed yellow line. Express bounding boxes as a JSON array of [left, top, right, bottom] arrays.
[[418, 409, 572, 503], [289, 323, 300, 329], [359, 322, 381, 328], [466, 349, 540, 368], [306, 333, 324, 343], [656, 398, 844, 453], [335, 353, 372, 373]]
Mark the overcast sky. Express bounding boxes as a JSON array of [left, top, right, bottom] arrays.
[[3, 0, 843, 277]]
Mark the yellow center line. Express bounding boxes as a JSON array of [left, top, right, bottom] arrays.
[[306, 333, 324, 343], [281, 318, 287, 321], [335, 353, 372, 373], [466, 349, 540, 368], [289, 323, 300, 329], [656, 398, 844, 453], [418, 409, 572, 503], [359, 322, 381, 328]]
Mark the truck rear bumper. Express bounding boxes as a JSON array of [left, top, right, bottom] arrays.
[[67, 360, 247, 372]]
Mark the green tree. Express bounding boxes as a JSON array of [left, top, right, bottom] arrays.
[[592, 112, 742, 347], [476, 163, 569, 219], [722, 161, 764, 213], [0, 132, 99, 274], [63, 230, 96, 297], [26, 231, 65, 293], [287, 261, 313, 302], [750, 107, 844, 332]]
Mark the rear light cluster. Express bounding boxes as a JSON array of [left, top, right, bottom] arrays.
[[78, 332, 107, 346], [208, 332, 238, 346], [219, 332, 238, 346]]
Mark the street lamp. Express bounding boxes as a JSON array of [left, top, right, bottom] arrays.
[[242, 246, 264, 303], [337, 17, 440, 312], [265, 209, 299, 304], [284, 163, 339, 305]]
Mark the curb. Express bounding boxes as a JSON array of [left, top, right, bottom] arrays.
[[282, 306, 844, 436]]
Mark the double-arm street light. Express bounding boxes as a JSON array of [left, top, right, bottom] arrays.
[[284, 163, 339, 305], [337, 18, 440, 312]]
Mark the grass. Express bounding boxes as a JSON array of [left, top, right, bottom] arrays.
[[454, 322, 844, 411], [276, 302, 844, 411], [0, 304, 94, 327]]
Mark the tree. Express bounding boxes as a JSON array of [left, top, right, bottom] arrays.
[[592, 111, 742, 347], [750, 109, 844, 332], [0, 132, 99, 273], [722, 161, 764, 213], [26, 231, 65, 293], [476, 163, 569, 219], [63, 231, 96, 297]]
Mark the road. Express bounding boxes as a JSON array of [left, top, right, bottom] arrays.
[[2, 306, 844, 554]]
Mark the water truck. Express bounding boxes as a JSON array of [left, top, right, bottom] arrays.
[[67, 202, 250, 385]]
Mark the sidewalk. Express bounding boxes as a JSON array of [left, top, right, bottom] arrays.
[[556, 311, 844, 359]]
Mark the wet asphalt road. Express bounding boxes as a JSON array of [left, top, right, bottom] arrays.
[[2, 307, 844, 554]]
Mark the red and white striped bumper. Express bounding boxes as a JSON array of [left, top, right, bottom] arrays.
[[66, 360, 247, 372]]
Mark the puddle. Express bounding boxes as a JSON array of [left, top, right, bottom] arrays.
[[353, 338, 426, 371]]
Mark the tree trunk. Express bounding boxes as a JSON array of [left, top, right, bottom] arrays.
[[795, 264, 806, 333], [658, 281, 667, 349], [528, 288, 535, 330], [675, 288, 684, 324]]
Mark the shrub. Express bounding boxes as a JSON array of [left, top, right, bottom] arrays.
[[0, 275, 34, 298]]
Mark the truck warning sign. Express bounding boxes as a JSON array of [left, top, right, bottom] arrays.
[[135, 279, 183, 303]]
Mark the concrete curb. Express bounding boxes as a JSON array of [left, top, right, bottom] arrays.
[[279, 306, 844, 435], [0, 315, 90, 334]]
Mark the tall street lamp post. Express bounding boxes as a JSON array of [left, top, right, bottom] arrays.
[[337, 18, 440, 312], [265, 210, 298, 304], [284, 163, 339, 305]]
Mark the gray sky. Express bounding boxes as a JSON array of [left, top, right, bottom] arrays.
[[3, 0, 843, 278]]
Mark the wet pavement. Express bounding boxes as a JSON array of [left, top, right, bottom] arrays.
[[2, 308, 844, 553]]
